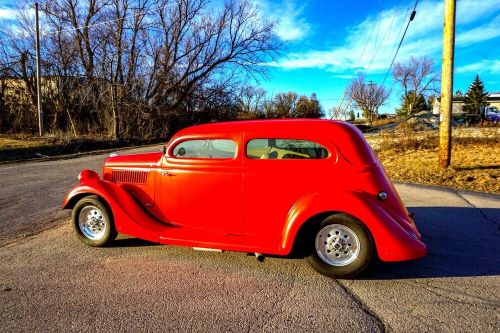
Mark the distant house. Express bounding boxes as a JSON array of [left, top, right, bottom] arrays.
[[1, 75, 117, 107], [1, 75, 71, 103], [432, 92, 500, 115]]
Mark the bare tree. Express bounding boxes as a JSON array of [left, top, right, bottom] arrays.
[[293, 93, 323, 118], [264, 92, 323, 119], [1, 0, 279, 137], [270, 92, 298, 118], [346, 73, 390, 124], [392, 56, 439, 115], [146, 1, 278, 117], [236, 85, 267, 118]]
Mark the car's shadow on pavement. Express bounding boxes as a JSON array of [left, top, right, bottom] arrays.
[[106, 206, 500, 279], [361, 207, 500, 279], [109, 237, 158, 247]]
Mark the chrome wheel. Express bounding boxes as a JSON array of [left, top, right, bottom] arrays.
[[78, 205, 107, 240], [315, 224, 360, 266]]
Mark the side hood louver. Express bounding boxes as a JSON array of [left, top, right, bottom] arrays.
[[112, 170, 149, 184]]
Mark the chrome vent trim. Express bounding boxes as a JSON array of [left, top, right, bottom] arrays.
[[112, 170, 149, 184]]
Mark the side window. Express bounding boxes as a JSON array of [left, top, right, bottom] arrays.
[[172, 139, 236, 159], [246, 139, 329, 159]]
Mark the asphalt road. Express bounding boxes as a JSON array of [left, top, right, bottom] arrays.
[[0, 145, 163, 246], [1, 148, 499, 332]]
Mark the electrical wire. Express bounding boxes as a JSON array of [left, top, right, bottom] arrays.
[[330, 1, 386, 119], [367, 4, 400, 70], [384, 2, 412, 72], [381, 0, 419, 86], [355, 15, 379, 67]]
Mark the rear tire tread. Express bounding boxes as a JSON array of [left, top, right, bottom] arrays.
[[307, 213, 373, 278]]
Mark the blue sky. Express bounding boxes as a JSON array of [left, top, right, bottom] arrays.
[[255, 0, 500, 115], [1, 0, 499, 115]]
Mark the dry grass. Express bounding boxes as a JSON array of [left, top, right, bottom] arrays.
[[367, 127, 500, 193], [0, 134, 162, 162], [370, 118, 397, 127], [0, 137, 50, 151]]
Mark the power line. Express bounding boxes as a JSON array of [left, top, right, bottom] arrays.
[[355, 15, 379, 67], [381, 0, 419, 86], [332, 0, 404, 119], [385, 2, 412, 71], [367, 1, 405, 70], [330, 1, 387, 119]]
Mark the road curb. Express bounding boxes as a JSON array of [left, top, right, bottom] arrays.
[[393, 180, 500, 198]]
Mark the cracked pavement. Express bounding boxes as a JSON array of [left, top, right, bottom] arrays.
[[1, 147, 499, 332]]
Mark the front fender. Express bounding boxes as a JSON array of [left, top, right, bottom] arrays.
[[282, 191, 427, 261], [63, 179, 166, 243]]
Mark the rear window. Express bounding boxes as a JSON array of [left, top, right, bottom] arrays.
[[247, 139, 328, 159]]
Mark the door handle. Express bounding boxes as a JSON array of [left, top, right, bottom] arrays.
[[162, 170, 175, 176]]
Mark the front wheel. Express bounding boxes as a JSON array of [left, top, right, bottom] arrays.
[[307, 214, 373, 278], [72, 195, 117, 247]]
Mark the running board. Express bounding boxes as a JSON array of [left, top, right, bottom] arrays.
[[192, 247, 223, 252]]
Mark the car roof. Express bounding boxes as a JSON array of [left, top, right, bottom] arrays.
[[171, 119, 378, 165], [174, 119, 355, 136]]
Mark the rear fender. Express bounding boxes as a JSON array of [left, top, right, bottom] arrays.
[[282, 191, 427, 261], [63, 180, 165, 243]]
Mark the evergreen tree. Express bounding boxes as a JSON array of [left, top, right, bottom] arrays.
[[348, 110, 355, 121], [397, 91, 429, 115], [463, 75, 489, 116]]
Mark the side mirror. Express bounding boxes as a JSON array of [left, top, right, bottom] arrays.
[[162, 146, 167, 156]]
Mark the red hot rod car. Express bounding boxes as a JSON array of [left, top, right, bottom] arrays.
[[63, 119, 427, 278]]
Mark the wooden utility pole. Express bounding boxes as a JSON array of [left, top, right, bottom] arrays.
[[369, 80, 374, 124], [35, 2, 43, 136], [439, 0, 456, 168], [110, 55, 119, 140], [110, 83, 118, 140]]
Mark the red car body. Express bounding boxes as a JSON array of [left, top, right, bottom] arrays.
[[63, 119, 426, 274]]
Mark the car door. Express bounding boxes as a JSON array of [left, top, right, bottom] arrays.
[[242, 136, 331, 245], [159, 134, 244, 235]]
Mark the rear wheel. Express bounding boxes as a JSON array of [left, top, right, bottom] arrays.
[[307, 214, 373, 278], [72, 195, 117, 247]]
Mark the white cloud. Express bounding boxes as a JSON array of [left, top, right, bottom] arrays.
[[332, 74, 355, 79], [267, 0, 500, 73], [0, 8, 17, 20], [455, 0, 500, 25], [256, 0, 310, 41], [456, 15, 500, 46], [456, 59, 500, 74]]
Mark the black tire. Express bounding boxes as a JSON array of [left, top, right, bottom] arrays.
[[307, 213, 373, 278], [72, 195, 117, 247]]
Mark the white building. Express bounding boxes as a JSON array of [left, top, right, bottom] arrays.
[[432, 92, 500, 115]]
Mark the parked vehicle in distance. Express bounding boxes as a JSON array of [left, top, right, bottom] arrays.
[[485, 106, 499, 123], [63, 119, 427, 278]]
